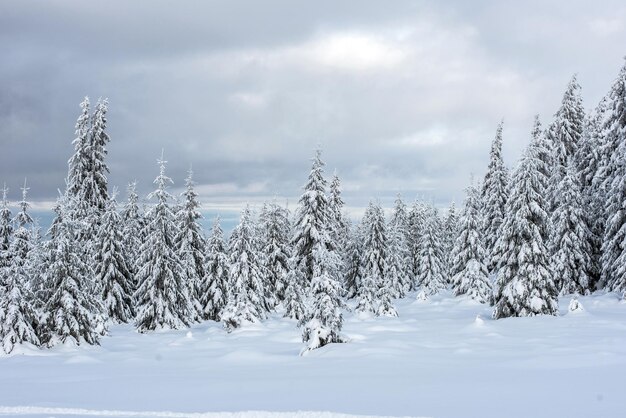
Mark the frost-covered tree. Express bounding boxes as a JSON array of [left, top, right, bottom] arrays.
[[388, 195, 412, 293], [600, 62, 626, 292], [174, 169, 206, 320], [492, 123, 558, 319], [0, 255, 40, 353], [416, 205, 447, 296], [407, 200, 428, 289], [87, 98, 111, 214], [549, 163, 592, 295], [481, 122, 509, 272], [120, 181, 144, 288], [450, 183, 491, 303], [11, 180, 34, 264], [301, 231, 346, 353], [292, 150, 332, 287], [134, 154, 193, 332], [356, 202, 386, 314], [343, 221, 363, 299], [42, 215, 106, 346], [328, 172, 349, 263], [200, 217, 230, 321], [282, 256, 306, 322], [95, 194, 135, 323], [0, 184, 13, 269], [260, 201, 291, 302], [66, 97, 92, 220], [222, 206, 268, 330], [443, 201, 459, 275]]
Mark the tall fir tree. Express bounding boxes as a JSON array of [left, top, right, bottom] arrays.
[[492, 122, 558, 319], [407, 200, 428, 289], [134, 154, 193, 332], [443, 201, 459, 276], [343, 221, 363, 299], [415, 205, 447, 296], [282, 256, 306, 321], [11, 180, 34, 264], [120, 181, 144, 290], [481, 122, 509, 273], [260, 201, 291, 302], [328, 172, 348, 269], [174, 169, 206, 320], [356, 202, 386, 314], [450, 183, 491, 303], [223, 206, 268, 331], [200, 217, 230, 321], [86, 98, 111, 214], [388, 194, 412, 293], [549, 163, 593, 295], [0, 184, 13, 269], [600, 61, 626, 292], [95, 194, 135, 323], [291, 150, 332, 287]]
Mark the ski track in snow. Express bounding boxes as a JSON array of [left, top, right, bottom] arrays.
[[0, 406, 421, 418], [1, 292, 625, 418]]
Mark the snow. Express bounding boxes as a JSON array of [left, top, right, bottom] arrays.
[[2, 292, 626, 418]]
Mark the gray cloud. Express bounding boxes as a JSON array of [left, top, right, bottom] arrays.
[[1, 0, 625, 224]]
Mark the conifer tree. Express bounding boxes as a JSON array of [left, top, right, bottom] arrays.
[[481, 122, 509, 272], [388, 194, 412, 293], [95, 194, 135, 323], [492, 123, 558, 319], [134, 154, 193, 332], [120, 181, 144, 288], [11, 180, 34, 264], [0, 184, 13, 269], [416, 205, 447, 296], [443, 201, 459, 275], [450, 184, 491, 303], [42, 214, 106, 346], [282, 256, 306, 322], [66, 97, 92, 220], [407, 200, 428, 289], [292, 150, 332, 287], [356, 202, 386, 314], [328, 172, 349, 264], [222, 206, 268, 330], [174, 169, 206, 320], [87, 98, 111, 214], [549, 163, 592, 295], [260, 201, 291, 302], [200, 217, 230, 321], [343, 221, 363, 299], [600, 62, 626, 292]]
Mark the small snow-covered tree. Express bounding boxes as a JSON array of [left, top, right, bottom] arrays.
[[134, 154, 193, 332], [11, 180, 34, 264], [120, 181, 144, 288], [282, 256, 306, 321], [492, 121, 558, 319], [443, 201, 459, 275], [356, 202, 387, 314], [549, 163, 592, 295], [174, 169, 206, 320], [450, 183, 491, 303], [0, 184, 13, 269], [416, 205, 447, 296], [301, 232, 346, 353], [260, 201, 291, 302], [328, 172, 349, 266], [407, 200, 428, 289], [388, 194, 412, 293], [42, 215, 106, 346], [222, 206, 268, 330], [200, 217, 230, 321], [95, 194, 135, 323], [481, 122, 509, 272], [343, 221, 363, 299]]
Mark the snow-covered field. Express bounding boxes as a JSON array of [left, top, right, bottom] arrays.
[[1, 292, 625, 418]]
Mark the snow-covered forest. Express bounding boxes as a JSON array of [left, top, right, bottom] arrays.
[[1, 60, 625, 361]]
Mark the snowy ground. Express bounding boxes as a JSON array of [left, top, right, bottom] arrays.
[[1, 292, 626, 418]]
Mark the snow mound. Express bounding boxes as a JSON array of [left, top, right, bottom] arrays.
[[568, 297, 584, 313]]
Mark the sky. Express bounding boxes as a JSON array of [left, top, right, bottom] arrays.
[[1, 0, 626, 229]]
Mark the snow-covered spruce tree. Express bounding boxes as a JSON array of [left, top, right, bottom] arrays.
[[11, 180, 34, 264], [549, 163, 592, 295], [134, 154, 193, 332], [120, 181, 144, 289], [65, 97, 92, 220], [42, 214, 106, 346], [443, 201, 459, 275], [86, 98, 111, 215], [343, 220, 363, 299], [0, 184, 13, 269], [200, 217, 230, 321], [282, 255, 306, 322], [450, 183, 491, 303], [174, 169, 206, 320], [328, 172, 349, 265], [576, 99, 610, 288], [600, 61, 626, 292], [222, 206, 268, 331], [492, 123, 558, 319], [546, 76, 585, 216], [481, 122, 509, 272], [259, 201, 291, 302], [95, 194, 135, 323], [291, 149, 332, 288], [388, 194, 412, 294], [301, 229, 346, 353], [415, 205, 447, 296], [0, 251, 40, 353], [407, 200, 428, 289]]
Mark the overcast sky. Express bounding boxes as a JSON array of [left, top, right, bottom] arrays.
[[1, 0, 625, 225]]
